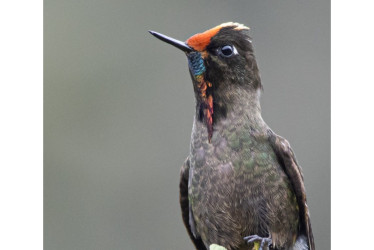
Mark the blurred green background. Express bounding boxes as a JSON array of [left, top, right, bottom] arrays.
[[44, 0, 330, 249]]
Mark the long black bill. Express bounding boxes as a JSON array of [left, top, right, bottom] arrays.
[[148, 30, 193, 53]]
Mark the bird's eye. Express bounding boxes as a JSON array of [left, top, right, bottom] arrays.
[[218, 45, 237, 58]]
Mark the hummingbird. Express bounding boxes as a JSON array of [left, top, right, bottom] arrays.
[[149, 22, 314, 250]]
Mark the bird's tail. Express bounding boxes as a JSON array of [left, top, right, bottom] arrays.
[[291, 235, 309, 250]]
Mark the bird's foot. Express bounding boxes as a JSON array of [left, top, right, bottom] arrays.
[[244, 234, 272, 250]]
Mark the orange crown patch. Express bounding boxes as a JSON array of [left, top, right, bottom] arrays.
[[186, 22, 249, 51]]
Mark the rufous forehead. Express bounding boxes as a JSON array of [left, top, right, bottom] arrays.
[[186, 22, 249, 51]]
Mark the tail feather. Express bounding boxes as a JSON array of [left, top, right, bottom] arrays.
[[291, 235, 309, 250]]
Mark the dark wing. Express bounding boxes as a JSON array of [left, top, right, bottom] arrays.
[[268, 130, 315, 250], [179, 157, 207, 250]]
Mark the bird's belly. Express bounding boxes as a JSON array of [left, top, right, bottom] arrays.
[[188, 154, 299, 249], [188, 124, 300, 248]]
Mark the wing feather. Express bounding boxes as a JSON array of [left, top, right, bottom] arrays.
[[268, 131, 315, 250], [180, 157, 207, 250]]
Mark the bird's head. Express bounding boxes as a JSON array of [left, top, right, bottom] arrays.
[[149, 22, 262, 142]]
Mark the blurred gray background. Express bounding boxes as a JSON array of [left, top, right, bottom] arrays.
[[44, 0, 330, 249]]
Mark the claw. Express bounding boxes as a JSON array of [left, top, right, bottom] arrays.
[[244, 234, 272, 250]]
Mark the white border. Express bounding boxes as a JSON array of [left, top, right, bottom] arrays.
[[0, 1, 43, 249], [1, 0, 374, 249], [332, 0, 374, 249]]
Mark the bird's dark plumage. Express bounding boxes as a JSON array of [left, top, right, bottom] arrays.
[[150, 22, 314, 250]]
